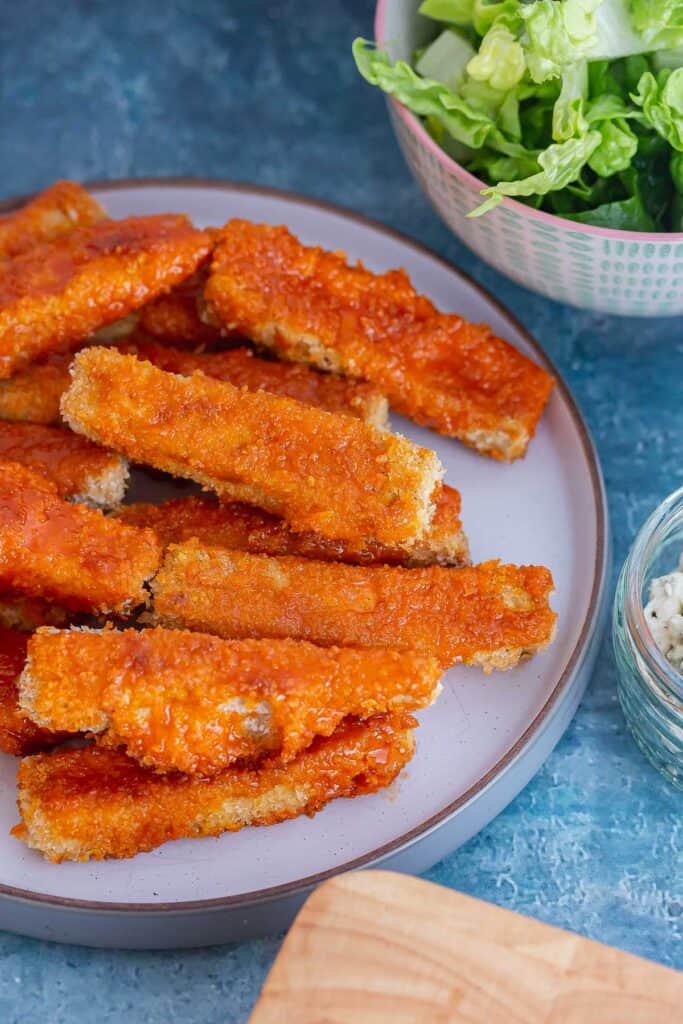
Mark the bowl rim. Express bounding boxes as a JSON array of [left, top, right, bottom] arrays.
[[375, 0, 683, 245]]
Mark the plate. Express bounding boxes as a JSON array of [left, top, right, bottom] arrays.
[[0, 180, 609, 948]]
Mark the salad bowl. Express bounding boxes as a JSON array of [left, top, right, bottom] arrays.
[[373, 0, 683, 316]]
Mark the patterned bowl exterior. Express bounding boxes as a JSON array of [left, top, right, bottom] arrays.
[[378, 1, 683, 317]]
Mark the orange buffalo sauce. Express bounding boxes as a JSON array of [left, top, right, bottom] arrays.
[[0, 215, 212, 377], [152, 541, 556, 671], [13, 714, 416, 861], [62, 347, 441, 547], [206, 220, 554, 460], [0, 461, 160, 613], [117, 485, 467, 568], [24, 628, 440, 776], [0, 421, 123, 500], [0, 627, 64, 756]]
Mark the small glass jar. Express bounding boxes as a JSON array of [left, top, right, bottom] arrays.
[[613, 486, 683, 788]]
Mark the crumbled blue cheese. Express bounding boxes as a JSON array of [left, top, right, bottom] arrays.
[[644, 555, 683, 672]]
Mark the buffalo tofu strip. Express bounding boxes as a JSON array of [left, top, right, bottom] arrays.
[[19, 628, 440, 776], [0, 181, 105, 261], [0, 421, 128, 508], [205, 220, 554, 461], [0, 350, 74, 425], [151, 541, 556, 671], [116, 487, 469, 568], [126, 338, 389, 427], [0, 628, 65, 756], [62, 347, 442, 547], [13, 714, 416, 862], [0, 462, 161, 614], [137, 269, 222, 347], [0, 339, 388, 430], [0, 215, 211, 377]]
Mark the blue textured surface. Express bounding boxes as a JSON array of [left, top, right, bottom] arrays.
[[1, 2, 681, 1020]]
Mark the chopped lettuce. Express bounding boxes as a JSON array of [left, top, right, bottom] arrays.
[[418, 0, 475, 26], [354, 0, 683, 229], [416, 29, 475, 90], [353, 40, 500, 149], [552, 62, 589, 140], [632, 68, 683, 149], [521, 0, 602, 83], [630, 1, 683, 49], [467, 21, 526, 89], [588, 118, 638, 175], [472, 132, 602, 213]]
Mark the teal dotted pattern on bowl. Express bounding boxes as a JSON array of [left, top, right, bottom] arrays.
[[390, 107, 683, 317], [378, 0, 683, 318]]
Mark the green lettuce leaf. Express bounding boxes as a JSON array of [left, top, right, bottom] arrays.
[[588, 118, 639, 175], [418, 0, 475, 26], [632, 68, 683, 149], [653, 46, 683, 71], [353, 40, 534, 158], [467, 20, 526, 90], [630, 1, 683, 49], [622, 133, 675, 224], [553, 62, 589, 141], [416, 30, 476, 91], [566, 193, 656, 228], [353, 40, 500, 148], [470, 132, 602, 214], [520, 0, 602, 83], [471, 0, 521, 36]]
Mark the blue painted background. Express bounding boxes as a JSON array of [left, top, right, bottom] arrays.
[[0, 2, 681, 1021]]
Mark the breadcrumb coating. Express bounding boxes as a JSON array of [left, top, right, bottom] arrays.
[[0, 349, 73, 425], [116, 487, 468, 567], [0, 628, 65, 756], [62, 347, 442, 547], [0, 421, 128, 508], [0, 214, 212, 377], [151, 540, 556, 671], [20, 627, 440, 776], [205, 220, 554, 460], [13, 713, 416, 862], [0, 461, 160, 614], [0, 181, 105, 261], [126, 337, 388, 426]]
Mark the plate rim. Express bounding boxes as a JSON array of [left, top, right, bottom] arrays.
[[0, 177, 608, 914]]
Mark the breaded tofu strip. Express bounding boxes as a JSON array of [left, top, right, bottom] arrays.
[[127, 338, 389, 427], [0, 181, 105, 261], [63, 348, 442, 547], [151, 541, 556, 671], [0, 592, 69, 631], [205, 221, 555, 461], [0, 628, 64, 756], [0, 422, 128, 508], [0, 462, 161, 614], [138, 270, 222, 347], [0, 350, 73, 425], [117, 486, 469, 568], [0, 215, 212, 378], [13, 713, 416, 862], [20, 627, 440, 776]]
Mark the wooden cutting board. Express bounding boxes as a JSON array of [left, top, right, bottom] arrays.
[[249, 870, 682, 1023]]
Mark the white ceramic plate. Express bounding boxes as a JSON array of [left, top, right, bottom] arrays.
[[0, 181, 609, 948]]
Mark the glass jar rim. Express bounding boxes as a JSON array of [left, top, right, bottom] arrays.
[[623, 484, 683, 702]]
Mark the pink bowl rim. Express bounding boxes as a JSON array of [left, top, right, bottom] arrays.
[[375, 0, 683, 244]]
